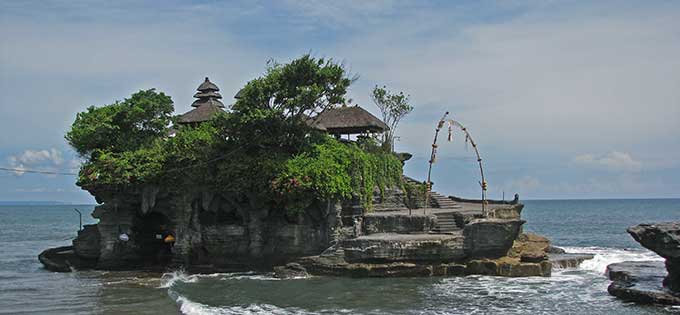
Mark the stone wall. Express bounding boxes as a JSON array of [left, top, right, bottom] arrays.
[[362, 213, 435, 234]]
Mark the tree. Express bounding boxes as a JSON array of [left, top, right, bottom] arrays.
[[65, 89, 174, 157], [371, 85, 413, 151], [233, 55, 352, 119], [229, 54, 353, 152], [210, 55, 355, 205]]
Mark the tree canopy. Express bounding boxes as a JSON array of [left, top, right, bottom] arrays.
[[65, 89, 174, 157], [67, 55, 403, 214], [371, 85, 413, 151], [228, 55, 353, 152]]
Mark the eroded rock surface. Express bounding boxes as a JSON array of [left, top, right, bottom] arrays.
[[42, 182, 562, 279], [291, 217, 556, 278], [549, 253, 594, 269], [362, 213, 435, 235], [607, 261, 680, 305], [628, 222, 680, 292], [342, 233, 465, 263], [72, 224, 100, 260], [273, 263, 310, 279], [463, 219, 524, 258]]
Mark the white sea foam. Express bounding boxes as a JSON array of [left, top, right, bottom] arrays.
[[561, 246, 663, 275], [159, 270, 282, 289], [176, 296, 314, 315], [159, 270, 199, 288]]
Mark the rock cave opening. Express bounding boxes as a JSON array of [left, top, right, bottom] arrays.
[[132, 211, 174, 267]]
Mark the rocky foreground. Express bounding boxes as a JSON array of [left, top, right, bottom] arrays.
[[607, 222, 680, 305], [274, 209, 587, 278], [39, 182, 595, 278]]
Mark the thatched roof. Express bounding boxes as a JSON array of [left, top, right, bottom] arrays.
[[197, 77, 219, 92], [177, 103, 223, 124], [309, 105, 389, 134], [234, 88, 244, 99], [191, 97, 225, 108], [193, 91, 222, 99], [178, 77, 225, 124]]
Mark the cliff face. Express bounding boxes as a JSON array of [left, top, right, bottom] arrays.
[[73, 185, 347, 270], [64, 183, 547, 277]]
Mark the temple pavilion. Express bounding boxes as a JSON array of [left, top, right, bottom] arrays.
[[177, 78, 389, 140], [308, 104, 389, 139], [176, 77, 226, 125]]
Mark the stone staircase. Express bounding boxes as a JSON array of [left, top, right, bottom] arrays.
[[402, 176, 461, 210], [429, 191, 461, 209], [431, 212, 463, 234]]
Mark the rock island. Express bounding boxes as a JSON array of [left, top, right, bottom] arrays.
[[39, 55, 582, 278]]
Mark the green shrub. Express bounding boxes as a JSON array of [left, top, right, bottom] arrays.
[[273, 137, 403, 214]]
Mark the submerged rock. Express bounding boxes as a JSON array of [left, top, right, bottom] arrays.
[[607, 261, 680, 305], [467, 257, 551, 277], [546, 246, 566, 254], [273, 263, 310, 279], [38, 246, 97, 272], [548, 253, 594, 269]]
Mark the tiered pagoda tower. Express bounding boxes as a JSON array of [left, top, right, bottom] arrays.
[[177, 77, 226, 125]]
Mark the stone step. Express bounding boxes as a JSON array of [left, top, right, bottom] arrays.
[[434, 224, 460, 230], [432, 211, 465, 233], [431, 228, 462, 234], [431, 227, 460, 231]]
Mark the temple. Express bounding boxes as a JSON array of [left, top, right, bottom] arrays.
[[38, 76, 581, 279], [308, 104, 389, 137], [176, 77, 226, 125]]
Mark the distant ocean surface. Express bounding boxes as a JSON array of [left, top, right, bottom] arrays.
[[0, 199, 679, 315]]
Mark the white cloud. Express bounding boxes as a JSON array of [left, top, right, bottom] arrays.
[[282, 0, 401, 27], [333, 3, 680, 157], [6, 148, 75, 176], [14, 187, 66, 193], [571, 151, 642, 172], [9, 148, 64, 166]]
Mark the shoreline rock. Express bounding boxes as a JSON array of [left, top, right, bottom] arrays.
[[627, 222, 680, 292], [275, 232, 569, 278], [606, 221, 680, 306], [38, 246, 97, 272], [40, 185, 591, 280], [607, 261, 680, 305], [548, 253, 594, 269]]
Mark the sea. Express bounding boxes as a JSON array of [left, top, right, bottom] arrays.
[[0, 199, 679, 315]]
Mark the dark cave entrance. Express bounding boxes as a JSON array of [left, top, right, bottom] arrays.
[[132, 212, 174, 266]]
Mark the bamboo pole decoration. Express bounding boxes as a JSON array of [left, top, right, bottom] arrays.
[[425, 112, 489, 217], [424, 112, 449, 214]]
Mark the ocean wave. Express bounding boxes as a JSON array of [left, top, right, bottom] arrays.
[[176, 296, 314, 315], [159, 270, 281, 289], [561, 246, 663, 274], [159, 270, 200, 288]]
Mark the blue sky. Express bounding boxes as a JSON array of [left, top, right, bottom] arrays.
[[1, 0, 679, 203]]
